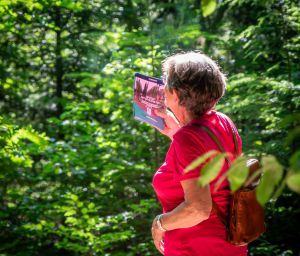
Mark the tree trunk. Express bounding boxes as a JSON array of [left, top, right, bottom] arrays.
[[55, 7, 63, 118]]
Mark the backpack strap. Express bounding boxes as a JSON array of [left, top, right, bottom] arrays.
[[192, 124, 226, 153], [228, 121, 240, 158], [191, 123, 238, 227], [192, 123, 232, 165]]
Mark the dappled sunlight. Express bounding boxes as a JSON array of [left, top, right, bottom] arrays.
[[0, 0, 299, 255]]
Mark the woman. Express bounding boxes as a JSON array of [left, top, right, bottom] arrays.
[[151, 51, 247, 255]]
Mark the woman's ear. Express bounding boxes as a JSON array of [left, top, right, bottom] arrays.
[[172, 89, 180, 103]]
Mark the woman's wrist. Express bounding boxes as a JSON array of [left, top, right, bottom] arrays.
[[155, 214, 167, 232]]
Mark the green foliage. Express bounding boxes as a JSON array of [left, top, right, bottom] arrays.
[[219, 73, 299, 160], [226, 156, 248, 192], [201, 0, 217, 17], [0, 0, 299, 255], [198, 153, 228, 186], [184, 150, 218, 172], [185, 151, 299, 207], [257, 156, 284, 205], [286, 173, 300, 194], [0, 116, 48, 169]]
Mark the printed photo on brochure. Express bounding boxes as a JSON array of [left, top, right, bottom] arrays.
[[133, 73, 166, 130]]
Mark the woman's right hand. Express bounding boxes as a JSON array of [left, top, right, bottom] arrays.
[[152, 217, 165, 255], [154, 109, 181, 140]]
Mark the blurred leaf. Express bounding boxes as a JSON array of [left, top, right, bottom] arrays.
[[11, 128, 48, 147], [64, 210, 76, 217], [289, 150, 300, 172], [201, 0, 217, 17], [198, 153, 227, 187], [227, 156, 248, 192], [286, 172, 300, 194], [184, 150, 218, 173], [256, 155, 284, 205], [286, 127, 300, 145], [281, 113, 300, 128]]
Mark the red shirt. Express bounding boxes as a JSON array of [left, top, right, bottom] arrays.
[[152, 111, 247, 256]]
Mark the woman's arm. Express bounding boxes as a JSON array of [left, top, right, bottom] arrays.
[[151, 178, 212, 254], [158, 178, 212, 229]]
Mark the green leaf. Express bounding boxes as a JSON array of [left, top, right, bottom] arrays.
[[198, 153, 227, 187], [289, 150, 300, 172], [88, 202, 95, 209], [201, 0, 217, 17], [286, 173, 300, 194], [64, 210, 76, 217], [81, 208, 88, 214], [69, 194, 78, 202], [65, 216, 78, 225], [227, 156, 248, 192], [256, 155, 284, 205], [286, 127, 300, 145], [184, 150, 218, 173], [11, 128, 48, 147], [60, 0, 83, 11], [0, 125, 9, 133]]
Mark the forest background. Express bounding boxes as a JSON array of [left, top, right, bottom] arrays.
[[0, 0, 299, 255]]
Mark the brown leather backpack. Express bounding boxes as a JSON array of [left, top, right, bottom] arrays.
[[193, 123, 266, 246]]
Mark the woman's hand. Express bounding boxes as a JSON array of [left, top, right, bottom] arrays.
[[154, 109, 181, 140], [151, 217, 165, 255]]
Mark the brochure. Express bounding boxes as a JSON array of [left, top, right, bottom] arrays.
[[133, 73, 166, 130]]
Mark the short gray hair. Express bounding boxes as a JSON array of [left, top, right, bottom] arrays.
[[162, 51, 226, 117]]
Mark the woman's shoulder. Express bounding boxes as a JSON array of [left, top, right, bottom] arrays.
[[170, 122, 207, 167], [172, 111, 238, 144], [172, 121, 207, 147], [215, 111, 235, 124], [214, 111, 240, 135], [197, 110, 237, 131]]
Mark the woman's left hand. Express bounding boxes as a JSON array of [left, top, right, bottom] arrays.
[[151, 217, 165, 255], [154, 109, 180, 140]]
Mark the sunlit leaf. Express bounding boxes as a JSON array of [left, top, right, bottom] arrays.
[[289, 150, 300, 172], [69, 194, 79, 202], [256, 155, 284, 205], [11, 128, 48, 147], [201, 0, 217, 17], [198, 153, 227, 187], [286, 173, 300, 194], [65, 216, 78, 225], [64, 210, 76, 217], [227, 156, 248, 192], [88, 202, 95, 209], [184, 150, 218, 173]]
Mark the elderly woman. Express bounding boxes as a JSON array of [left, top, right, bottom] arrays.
[[151, 52, 247, 255]]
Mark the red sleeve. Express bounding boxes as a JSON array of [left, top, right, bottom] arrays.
[[171, 128, 207, 181]]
